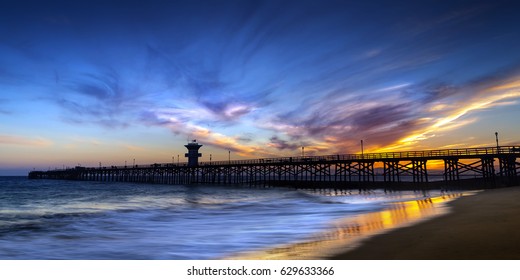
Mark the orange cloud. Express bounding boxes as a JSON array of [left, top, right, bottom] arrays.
[[375, 77, 520, 152]]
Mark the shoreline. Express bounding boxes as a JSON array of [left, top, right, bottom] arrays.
[[331, 186, 520, 260], [225, 190, 467, 260]]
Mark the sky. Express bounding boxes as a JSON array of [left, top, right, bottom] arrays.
[[1, 0, 520, 175]]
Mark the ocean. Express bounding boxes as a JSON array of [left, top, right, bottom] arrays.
[[0, 176, 457, 260]]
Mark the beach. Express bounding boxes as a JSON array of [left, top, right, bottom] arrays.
[[331, 186, 520, 260]]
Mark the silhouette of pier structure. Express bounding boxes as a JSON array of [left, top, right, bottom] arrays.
[[29, 144, 520, 189]]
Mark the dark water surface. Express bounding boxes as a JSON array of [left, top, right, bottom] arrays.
[[0, 177, 449, 259]]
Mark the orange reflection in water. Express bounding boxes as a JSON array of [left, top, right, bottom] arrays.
[[225, 192, 474, 260]]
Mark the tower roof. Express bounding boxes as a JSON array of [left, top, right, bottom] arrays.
[[185, 139, 202, 147]]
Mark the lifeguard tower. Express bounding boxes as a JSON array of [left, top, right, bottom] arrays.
[[185, 140, 202, 167]]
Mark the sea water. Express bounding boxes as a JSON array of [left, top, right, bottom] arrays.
[[0, 176, 450, 259]]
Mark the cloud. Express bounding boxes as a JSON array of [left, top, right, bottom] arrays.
[[259, 87, 424, 152], [200, 102, 256, 122], [0, 134, 52, 147], [53, 68, 147, 128], [268, 136, 300, 151], [141, 108, 269, 156], [123, 144, 146, 152], [373, 70, 520, 151], [63, 137, 102, 149], [253, 64, 520, 155]]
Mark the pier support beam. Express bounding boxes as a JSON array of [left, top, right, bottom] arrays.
[[499, 156, 518, 178], [481, 157, 496, 179], [357, 161, 375, 182], [383, 160, 400, 183], [444, 158, 459, 182], [411, 160, 428, 183]]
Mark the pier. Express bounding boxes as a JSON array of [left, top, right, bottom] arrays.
[[28, 145, 520, 189]]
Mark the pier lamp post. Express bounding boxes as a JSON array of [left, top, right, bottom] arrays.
[[177, 155, 179, 164], [302, 146, 305, 157], [361, 140, 364, 158], [495, 132, 500, 152], [228, 150, 231, 163], [210, 154, 212, 164], [125, 160, 127, 167]]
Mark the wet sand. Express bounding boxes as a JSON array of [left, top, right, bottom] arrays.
[[331, 186, 520, 260]]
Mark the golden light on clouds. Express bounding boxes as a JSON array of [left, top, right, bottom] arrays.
[[374, 78, 520, 152]]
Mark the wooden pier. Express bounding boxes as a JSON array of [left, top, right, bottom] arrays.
[[28, 146, 520, 189]]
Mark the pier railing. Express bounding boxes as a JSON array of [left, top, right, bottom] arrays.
[[199, 146, 518, 166]]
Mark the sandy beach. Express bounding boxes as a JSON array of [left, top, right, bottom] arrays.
[[331, 186, 520, 260]]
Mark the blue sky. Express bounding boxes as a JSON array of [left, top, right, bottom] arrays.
[[1, 0, 520, 175]]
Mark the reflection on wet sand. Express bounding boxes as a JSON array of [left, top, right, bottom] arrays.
[[225, 192, 473, 260]]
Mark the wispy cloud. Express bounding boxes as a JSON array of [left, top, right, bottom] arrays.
[[267, 136, 300, 151], [0, 134, 52, 147], [63, 137, 102, 149], [249, 65, 520, 155], [122, 144, 146, 152], [53, 69, 143, 128], [374, 71, 520, 151], [141, 109, 267, 156]]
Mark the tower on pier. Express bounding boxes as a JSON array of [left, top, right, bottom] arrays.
[[185, 140, 202, 167]]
